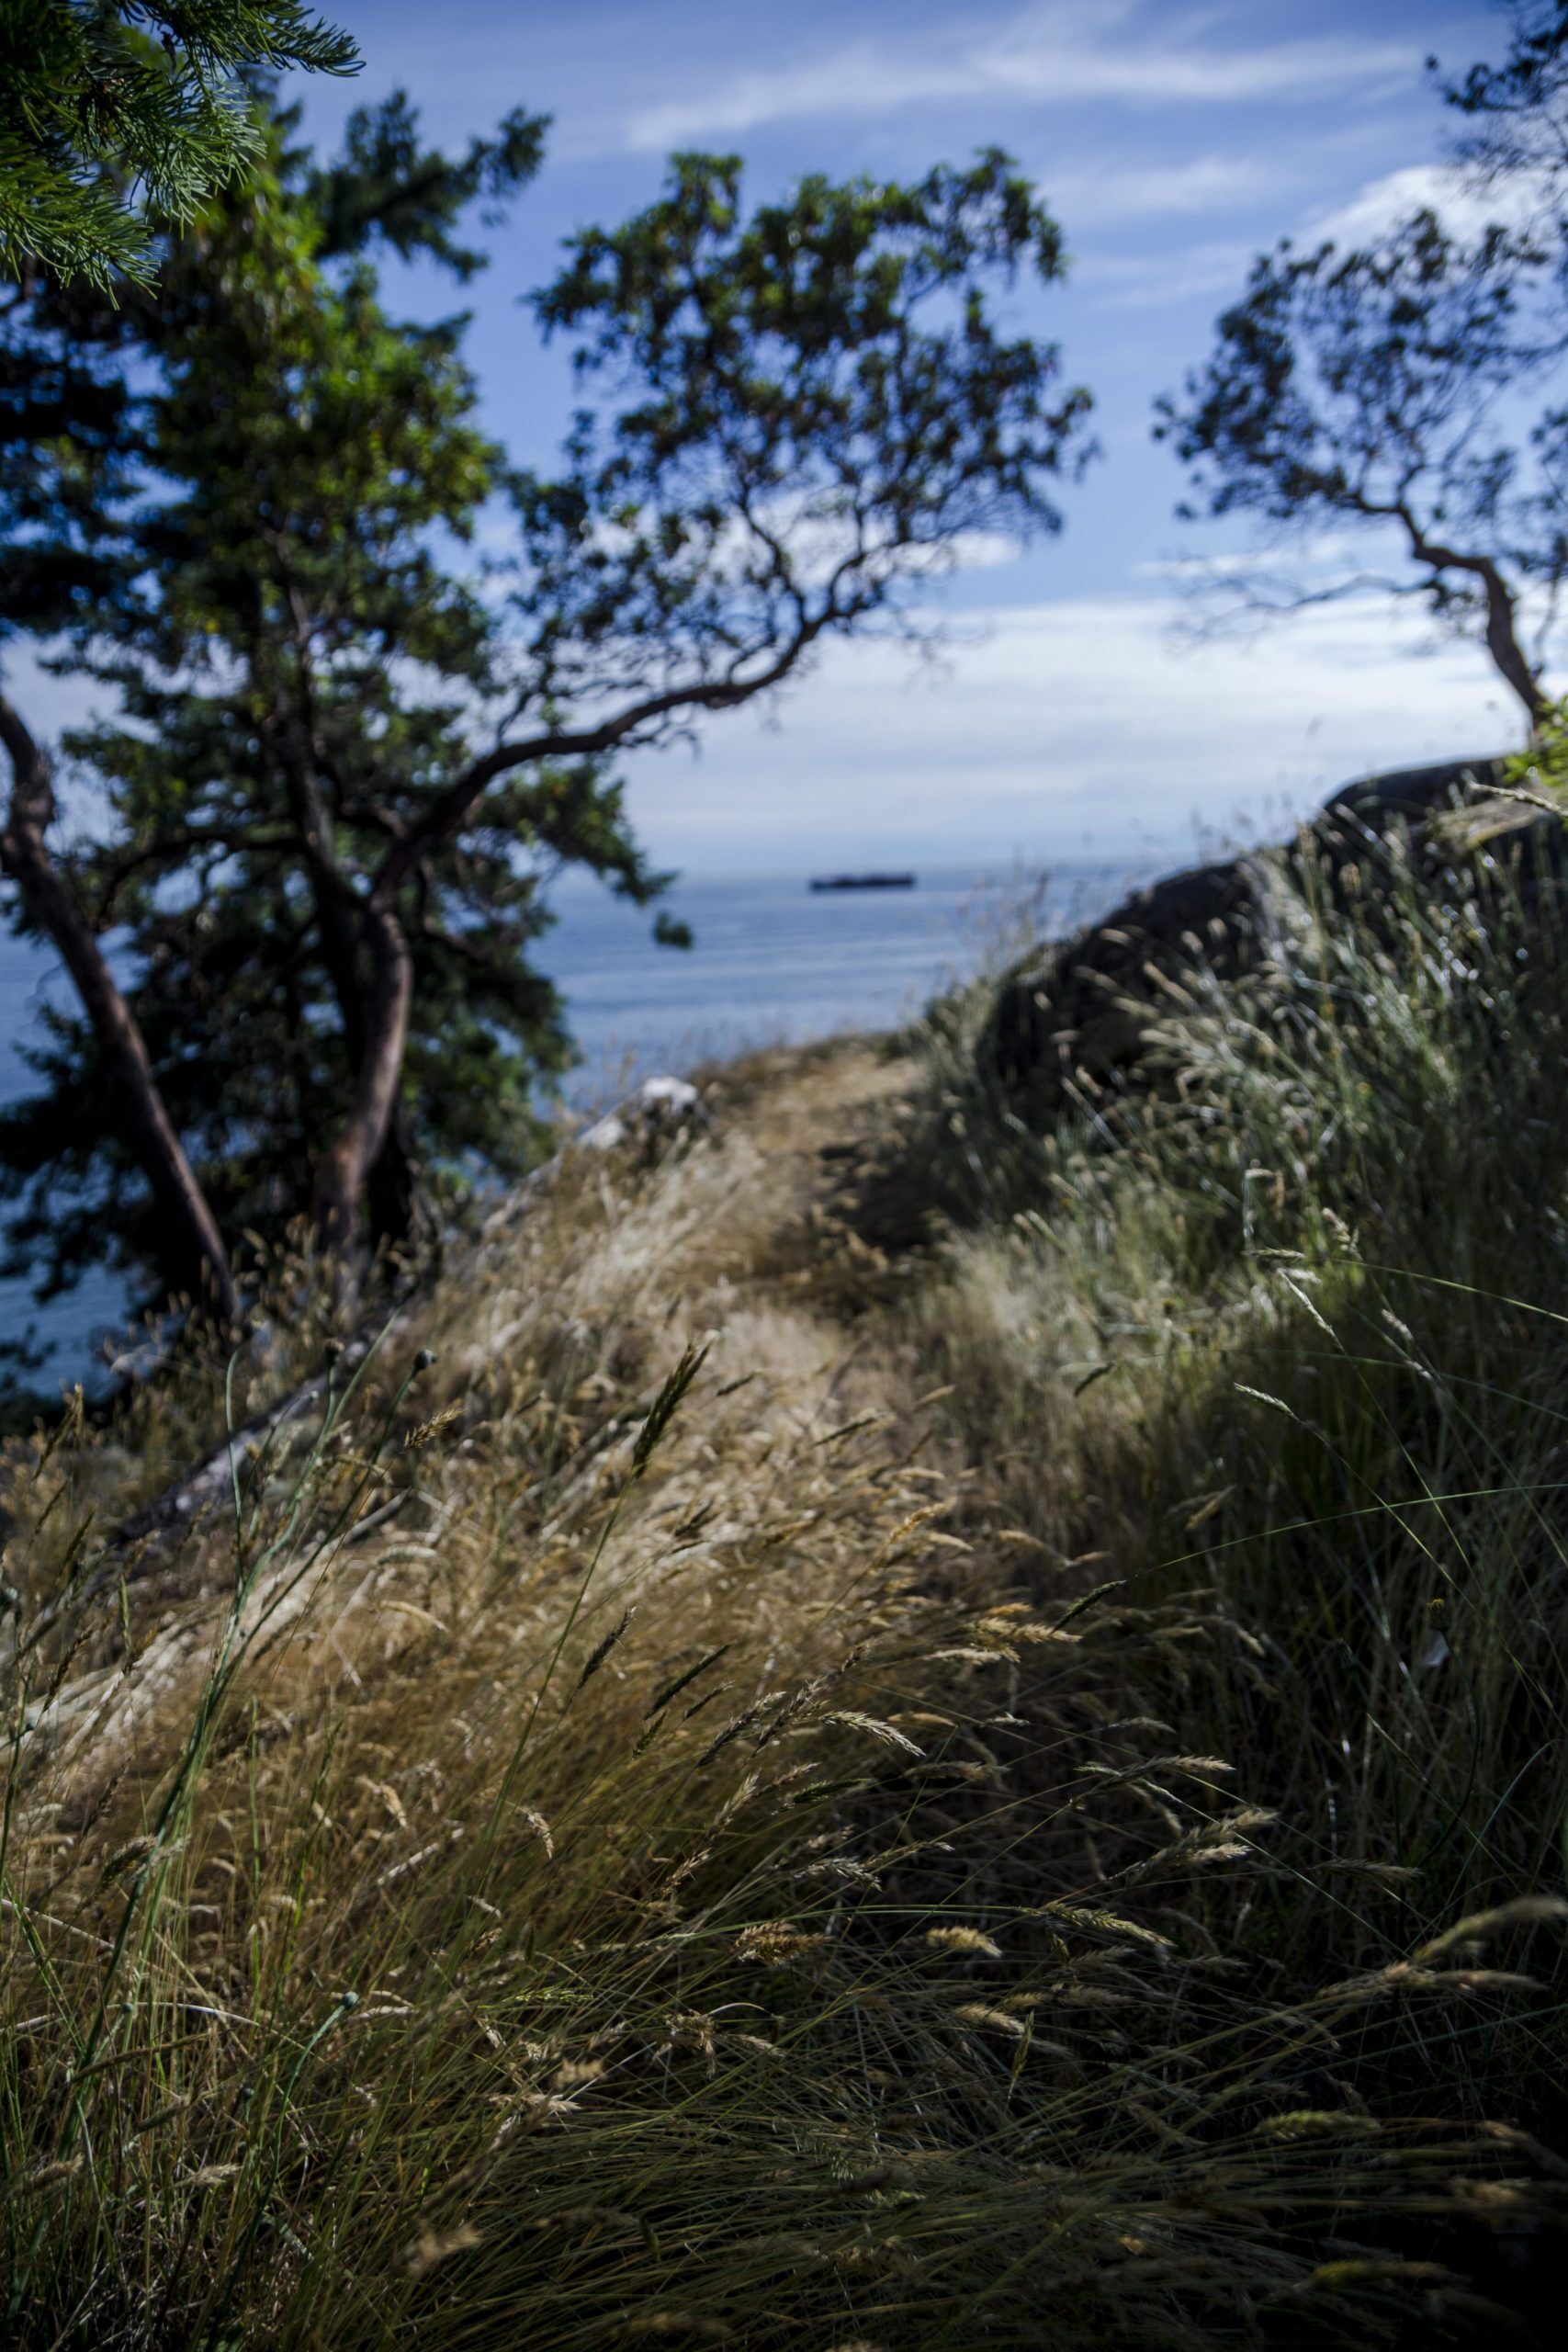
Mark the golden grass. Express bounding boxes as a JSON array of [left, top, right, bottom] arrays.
[[2, 1029, 1563, 2345]]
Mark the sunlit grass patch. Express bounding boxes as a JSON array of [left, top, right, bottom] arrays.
[[2, 978, 1566, 2344]]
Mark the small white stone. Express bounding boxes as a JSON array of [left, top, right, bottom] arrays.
[[637, 1075, 700, 1112], [580, 1115, 627, 1151]]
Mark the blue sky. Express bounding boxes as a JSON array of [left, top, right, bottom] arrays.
[[45, 0, 1540, 869]]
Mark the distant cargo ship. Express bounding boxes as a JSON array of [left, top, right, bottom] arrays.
[[807, 872, 916, 892]]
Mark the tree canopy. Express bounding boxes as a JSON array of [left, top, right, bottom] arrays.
[[1, 96, 1091, 1326], [1157, 5, 1568, 732], [0, 2, 359, 291], [1439, 1, 1568, 192], [1156, 210, 1563, 727]]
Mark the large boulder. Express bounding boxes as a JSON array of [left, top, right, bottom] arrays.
[[1310, 752, 1508, 852], [982, 754, 1523, 1119], [985, 853, 1268, 1111]]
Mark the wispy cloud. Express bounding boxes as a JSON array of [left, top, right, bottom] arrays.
[[1077, 236, 1259, 309], [622, 6, 1419, 152], [1049, 153, 1280, 228], [1072, 147, 1547, 312], [1134, 528, 1378, 583], [608, 589, 1517, 866], [1303, 159, 1549, 249]]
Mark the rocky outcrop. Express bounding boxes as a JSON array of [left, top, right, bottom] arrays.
[[985, 852, 1268, 1113], [983, 753, 1539, 1119], [1312, 752, 1509, 850]]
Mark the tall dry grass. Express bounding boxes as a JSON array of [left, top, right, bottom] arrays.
[[886, 829, 1568, 2145], [0, 893, 1564, 2344]]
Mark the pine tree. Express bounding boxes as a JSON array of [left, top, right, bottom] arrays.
[[3, 96, 1091, 1314], [3, 96, 653, 1300], [0, 3, 359, 291]]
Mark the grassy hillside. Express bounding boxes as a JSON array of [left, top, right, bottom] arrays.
[[3, 842, 1567, 2346]]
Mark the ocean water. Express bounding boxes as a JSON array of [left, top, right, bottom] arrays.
[[0, 858, 1141, 1386], [541, 861, 1136, 1104]]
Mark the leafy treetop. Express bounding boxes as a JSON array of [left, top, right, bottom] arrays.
[[2, 107, 1091, 1314], [511, 150, 1089, 730], [1156, 209, 1564, 726], [1438, 1, 1568, 189]]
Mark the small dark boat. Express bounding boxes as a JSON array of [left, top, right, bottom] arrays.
[[807, 872, 916, 892]]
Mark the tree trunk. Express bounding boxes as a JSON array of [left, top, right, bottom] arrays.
[[277, 727, 423, 1252], [367, 1107, 423, 1252], [297, 847, 421, 1249], [310, 879, 423, 1250], [0, 694, 240, 1324], [1478, 568, 1546, 735], [1395, 509, 1546, 734], [311, 893, 413, 1258]]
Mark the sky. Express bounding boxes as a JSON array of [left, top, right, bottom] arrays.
[[28, 0, 1540, 871]]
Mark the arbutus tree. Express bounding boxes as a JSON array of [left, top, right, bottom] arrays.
[[1440, 1, 1568, 196], [1156, 208, 1568, 733], [306, 146, 1092, 1251], [2, 112, 1091, 1320]]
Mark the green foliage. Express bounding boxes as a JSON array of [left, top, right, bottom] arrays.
[[1156, 209, 1562, 717], [0, 100, 666, 1295], [519, 149, 1089, 706], [1, 105, 1090, 1309], [1159, 214, 1527, 531], [1507, 692, 1568, 790], [303, 87, 548, 281], [1439, 1, 1568, 185], [0, 1, 359, 291]]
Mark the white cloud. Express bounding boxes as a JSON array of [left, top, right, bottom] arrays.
[[1077, 152, 1551, 312], [635, 592, 1508, 867], [7, 593, 1522, 878], [1134, 528, 1377, 582], [1078, 236, 1258, 308], [623, 6, 1418, 151], [1076, 144, 1555, 313], [1049, 153, 1279, 228], [1303, 160, 1551, 250], [612, 589, 1521, 868]]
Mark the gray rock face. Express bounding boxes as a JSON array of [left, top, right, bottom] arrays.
[[986, 853, 1266, 1110], [1312, 753, 1509, 846], [982, 754, 1523, 1119]]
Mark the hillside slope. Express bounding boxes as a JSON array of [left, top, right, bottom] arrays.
[[2, 1016, 1564, 2347]]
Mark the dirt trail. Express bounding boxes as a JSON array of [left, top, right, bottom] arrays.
[[17, 1037, 927, 1801], [666, 1036, 909, 1285]]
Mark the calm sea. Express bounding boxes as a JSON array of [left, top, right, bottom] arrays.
[[0, 859, 1140, 1386]]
